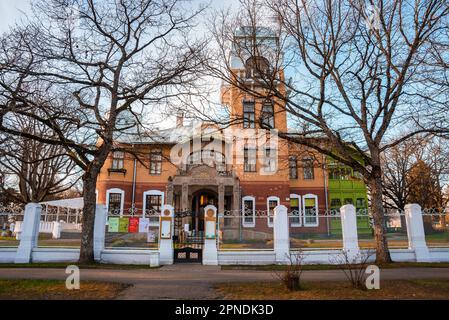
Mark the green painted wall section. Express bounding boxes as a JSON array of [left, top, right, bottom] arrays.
[[327, 157, 368, 210]]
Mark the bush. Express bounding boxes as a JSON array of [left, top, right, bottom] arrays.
[[275, 250, 305, 291]]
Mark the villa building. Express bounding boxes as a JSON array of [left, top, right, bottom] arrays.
[[95, 27, 368, 238]]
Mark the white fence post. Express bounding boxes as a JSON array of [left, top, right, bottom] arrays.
[[274, 205, 290, 264], [15, 203, 41, 263], [159, 205, 174, 265], [340, 204, 360, 258], [203, 205, 218, 265], [94, 204, 107, 262], [405, 203, 431, 262]]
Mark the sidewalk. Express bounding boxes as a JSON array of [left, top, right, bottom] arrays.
[[0, 265, 449, 299]]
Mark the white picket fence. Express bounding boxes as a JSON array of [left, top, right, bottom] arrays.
[[14, 221, 82, 240]]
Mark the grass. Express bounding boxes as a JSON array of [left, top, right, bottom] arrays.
[[0, 262, 159, 269], [0, 279, 129, 300], [221, 261, 449, 271], [215, 279, 449, 300]]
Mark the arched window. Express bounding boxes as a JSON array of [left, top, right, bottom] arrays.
[[143, 190, 164, 226], [245, 56, 270, 78], [242, 196, 256, 227], [290, 194, 302, 227], [106, 188, 125, 216], [302, 194, 319, 227], [267, 196, 280, 227]]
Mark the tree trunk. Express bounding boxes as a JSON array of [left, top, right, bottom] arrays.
[[368, 170, 393, 264], [78, 170, 99, 264]]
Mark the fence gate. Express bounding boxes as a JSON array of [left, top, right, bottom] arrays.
[[173, 211, 203, 263]]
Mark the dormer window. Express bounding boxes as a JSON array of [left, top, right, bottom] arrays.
[[245, 56, 270, 79]]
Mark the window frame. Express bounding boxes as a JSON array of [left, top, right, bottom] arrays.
[[261, 101, 275, 128], [302, 158, 315, 180], [243, 146, 257, 172], [289, 156, 298, 180], [302, 194, 319, 227], [242, 196, 256, 228], [143, 190, 165, 226], [150, 149, 163, 175], [289, 194, 302, 227], [111, 151, 125, 170], [266, 196, 280, 228], [243, 101, 255, 129], [106, 188, 125, 216]]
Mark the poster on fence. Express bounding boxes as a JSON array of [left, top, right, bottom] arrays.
[[108, 217, 119, 233], [118, 217, 129, 232], [139, 218, 150, 233], [147, 229, 156, 243], [128, 217, 139, 233]]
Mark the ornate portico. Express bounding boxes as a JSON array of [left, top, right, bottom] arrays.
[[166, 165, 240, 216]]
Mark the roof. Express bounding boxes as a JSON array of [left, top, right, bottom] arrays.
[[40, 198, 84, 210]]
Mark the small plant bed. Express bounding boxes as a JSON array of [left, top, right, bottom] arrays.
[[221, 262, 449, 271], [0, 279, 130, 300], [0, 262, 160, 269], [215, 279, 449, 300]]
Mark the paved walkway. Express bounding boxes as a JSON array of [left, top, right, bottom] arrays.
[[1, 265, 449, 299]]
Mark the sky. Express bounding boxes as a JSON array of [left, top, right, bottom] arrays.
[[0, 0, 31, 33], [0, 0, 238, 33], [0, 0, 239, 129]]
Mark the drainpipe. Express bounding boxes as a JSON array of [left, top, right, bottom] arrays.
[[323, 154, 330, 236], [131, 155, 137, 211]]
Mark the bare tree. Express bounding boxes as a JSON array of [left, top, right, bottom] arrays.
[[0, 0, 206, 263], [381, 136, 427, 211], [0, 116, 80, 204], [204, 0, 449, 263]]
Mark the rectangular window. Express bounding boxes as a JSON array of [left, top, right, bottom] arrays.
[[330, 198, 342, 208], [243, 199, 255, 226], [302, 158, 315, 180], [356, 198, 366, 208], [108, 193, 122, 214], [150, 149, 162, 175], [344, 198, 353, 205], [111, 151, 124, 169], [290, 197, 301, 226], [244, 147, 257, 172], [304, 197, 318, 226], [289, 156, 298, 179], [243, 102, 255, 129], [145, 194, 162, 225], [261, 102, 274, 128]]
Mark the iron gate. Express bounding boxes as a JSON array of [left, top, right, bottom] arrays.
[[173, 211, 204, 263]]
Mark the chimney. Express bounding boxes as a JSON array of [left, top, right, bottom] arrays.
[[176, 112, 184, 128]]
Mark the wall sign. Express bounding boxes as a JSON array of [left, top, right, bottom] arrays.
[[139, 218, 150, 233], [205, 209, 216, 239], [108, 217, 119, 233], [118, 217, 129, 233], [128, 217, 139, 233]]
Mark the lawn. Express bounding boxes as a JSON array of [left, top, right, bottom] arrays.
[[221, 261, 449, 271], [215, 279, 449, 300], [0, 279, 129, 300]]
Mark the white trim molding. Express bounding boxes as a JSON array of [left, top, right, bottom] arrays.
[[289, 193, 302, 227], [106, 188, 125, 216], [143, 190, 165, 226], [267, 196, 280, 228], [302, 194, 319, 227], [242, 196, 256, 228]]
